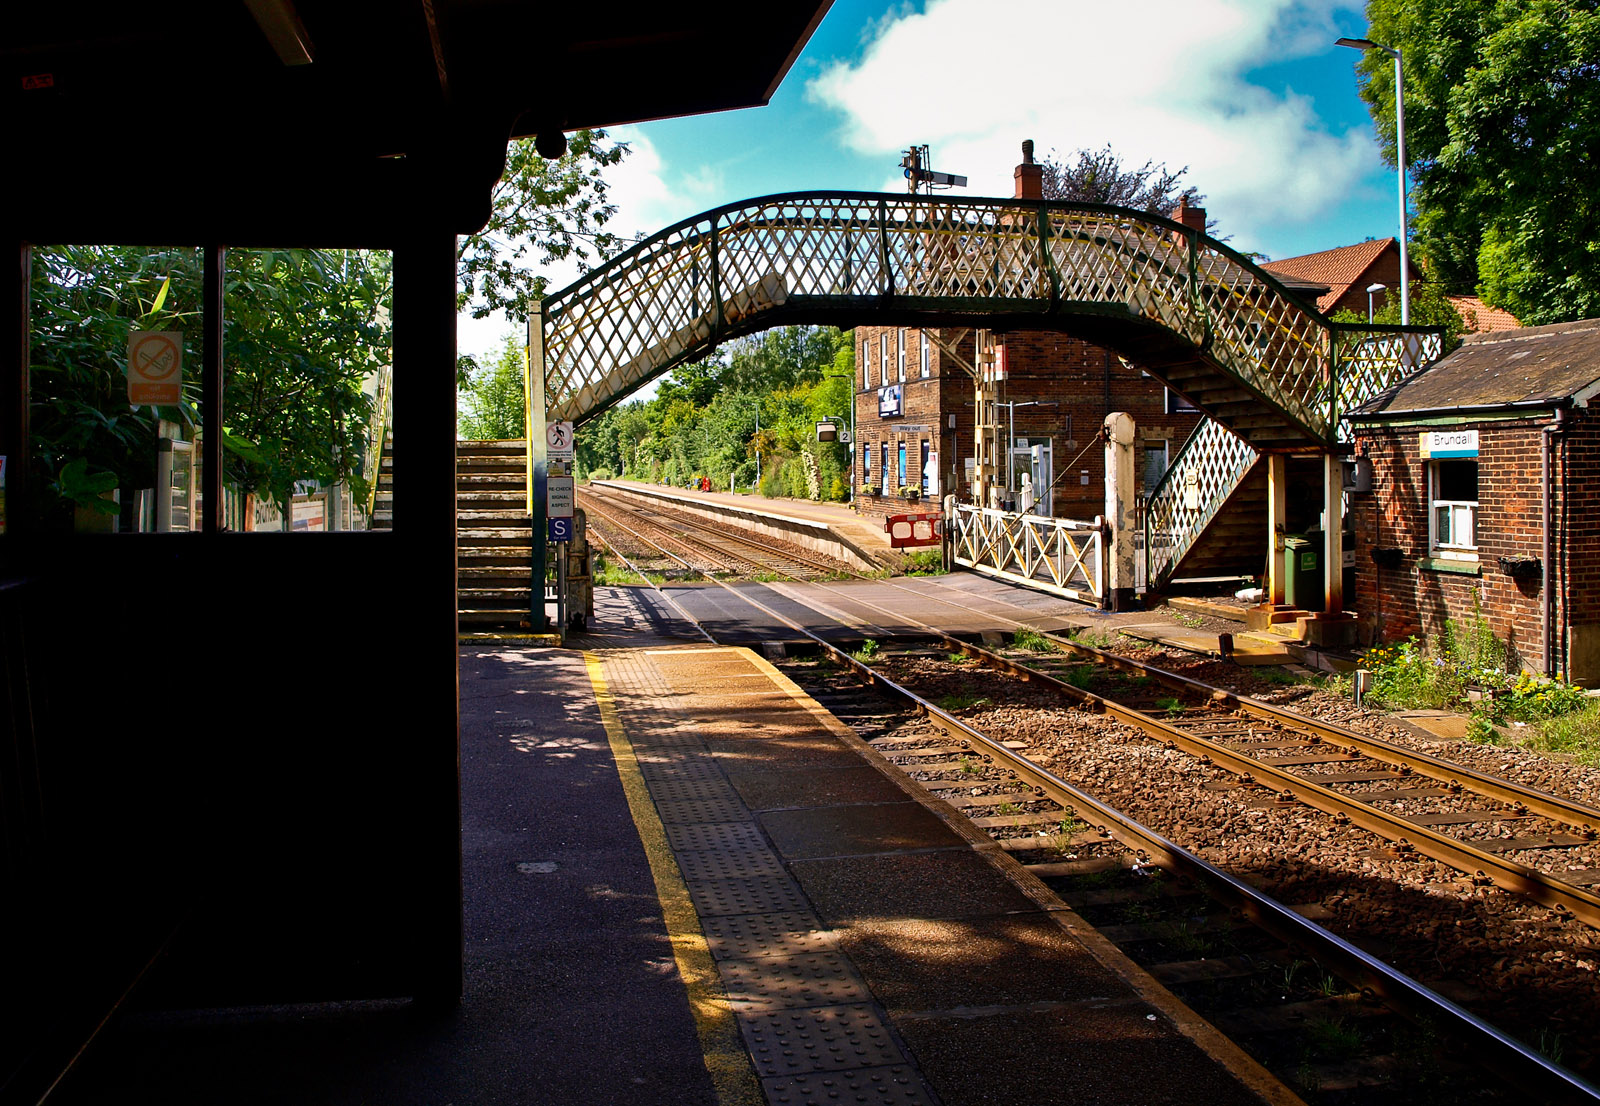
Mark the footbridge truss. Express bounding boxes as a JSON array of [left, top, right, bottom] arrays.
[[523, 191, 1444, 607]]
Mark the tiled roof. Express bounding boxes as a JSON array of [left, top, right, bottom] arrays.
[[1447, 294, 1521, 333], [1261, 239, 1397, 313]]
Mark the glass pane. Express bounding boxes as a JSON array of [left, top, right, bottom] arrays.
[[1435, 504, 1452, 545], [1437, 459, 1478, 503], [29, 245, 204, 534], [222, 248, 393, 531]]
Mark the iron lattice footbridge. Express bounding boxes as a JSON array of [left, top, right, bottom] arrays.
[[529, 192, 1443, 587]]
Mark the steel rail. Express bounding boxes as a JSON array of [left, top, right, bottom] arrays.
[[627, 561, 1597, 1104], [580, 492, 756, 576]]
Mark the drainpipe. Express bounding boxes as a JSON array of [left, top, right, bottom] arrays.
[[1544, 408, 1568, 676]]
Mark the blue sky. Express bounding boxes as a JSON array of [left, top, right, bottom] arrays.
[[462, 0, 1400, 361]]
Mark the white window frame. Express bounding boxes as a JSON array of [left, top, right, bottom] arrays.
[[897, 329, 907, 382], [879, 334, 889, 386], [861, 338, 869, 389], [1429, 459, 1479, 560], [920, 331, 930, 378]]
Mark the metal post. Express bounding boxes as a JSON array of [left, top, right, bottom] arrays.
[[202, 244, 224, 534], [527, 303, 548, 631], [1103, 412, 1137, 611], [2, 240, 27, 533], [1394, 48, 1410, 326]]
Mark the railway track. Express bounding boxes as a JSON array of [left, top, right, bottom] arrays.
[[575, 491, 1600, 1102], [578, 485, 849, 580]]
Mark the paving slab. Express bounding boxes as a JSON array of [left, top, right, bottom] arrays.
[[1117, 622, 1297, 665]]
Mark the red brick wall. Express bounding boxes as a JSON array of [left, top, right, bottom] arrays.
[[1348, 415, 1600, 676], [851, 326, 1200, 526]]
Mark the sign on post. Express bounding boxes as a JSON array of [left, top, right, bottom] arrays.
[[127, 331, 183, 404], [548, 475, 574, 519], [548, 516, 573, 542], [547, 421, 575, 463]]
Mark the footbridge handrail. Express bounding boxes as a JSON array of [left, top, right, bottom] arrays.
[[533, 191, 1437, 446]]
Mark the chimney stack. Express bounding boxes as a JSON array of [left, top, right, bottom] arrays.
[[1171, 196, 1206, 234], [1014, 139, 1043, 201]]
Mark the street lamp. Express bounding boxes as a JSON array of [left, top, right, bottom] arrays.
[[1338, 35, 1410, 325], [1366, 282, 1386, 322]]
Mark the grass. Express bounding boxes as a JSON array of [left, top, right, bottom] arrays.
[[995, 801, 1019, 816], [1304, 1016, 1363, 1061], [1521, 701, 1600, 765], [1070, 626, 1120, 650], [1155, 696, 1186, 716], [592, 557, 651, 586], [851, 639, 881, 662], [1012, 627, 1059, 653], [902, 549, 946, 575], [1170, 609, 1204, 629], [936, 691, 992, 711], [1251, 666, 1303, 686], [1064, 665, 1098, 691], [946, 651, 974, 665]]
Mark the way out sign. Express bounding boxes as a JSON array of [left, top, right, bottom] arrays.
[[128, 331, 183, 404]]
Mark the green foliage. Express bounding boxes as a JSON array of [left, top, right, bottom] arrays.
[[29, 244, 389, 525], [851, 638, 880, 662], [1069, 626, 1119, 650], [1064, 665, 1098, 691], [903, 549, 945, 575], [458, 129, 628, 322], [459, 333, 528, 440], [936, 691, 991, 710], [1358, 0, 1600, 323], [1527, 702, 1600, 765], [53, 458, 119, 513], [1329, 275, 1465, 345], [1013, 628, 1059, 653]]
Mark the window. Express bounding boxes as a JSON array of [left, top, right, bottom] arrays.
[[1166, 387, 1198, 413], [861, 338, 869, 389], [920, 441, 931, 492], [920, 331, 930, 378], [1430, 459, 1478, 557], [862, 443, 871, 482], [898, 442, 907, 486], [880, 334, 889, 386], [1142, 441, 1169, 493], [897, 329, 907, 382], [882, 442, 892, 489]]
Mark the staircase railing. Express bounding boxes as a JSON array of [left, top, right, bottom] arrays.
[[1142, 322, 1446, 591], [361, 364, 393, 522]]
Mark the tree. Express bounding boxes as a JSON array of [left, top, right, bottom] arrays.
[[1358, 0, 1600, 324], [1038, 145, 1214, 227], [457, 129, 629, 326], [458, 333, 528, 440]]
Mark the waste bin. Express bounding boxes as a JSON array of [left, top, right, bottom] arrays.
[[1284, 532, 1322, 609]]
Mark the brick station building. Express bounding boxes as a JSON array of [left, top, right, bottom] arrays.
[[1345, 319, 1600, 682], [849, 146, 1204, 527]]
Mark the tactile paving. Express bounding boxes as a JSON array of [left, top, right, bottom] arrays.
[[736, 1003, 905, 1077], [674, 846, 787, 882], [665, 821, 769, 853], [684, 875, 813, 917], [645, 776, 743, 803], [761, 1066, 938, 1106], [635, 756, 725, 782], [701, 912, 835, 961], [653, 797, 751, 824], [717, 952, 873, 1009]]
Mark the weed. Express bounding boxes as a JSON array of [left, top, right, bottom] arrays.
[[1162, 919, 1215, 958], [995, 802, 1019, 816], [1281, 959, 1308, 994], [1128, 675, 1154, 689], [1155, 696, 1186, 716], [1540, 1028, 1567, 1065], [592, 558, 649, 586], [852, 639, 880, 662], [1057, 815, 1086, 838], [1013, 627, 1059, 653], [903, 549, 946, 575], [1295, 1061, 1321, 1095], [1316, 970, 1342, 998], [1064, 665, 1098, 691], [1070, 626, 1119, 650], [946, 651, 974, 664], [1252, 666, 1301, 686], [1304, 1016, 1363, 1061], [1466, 711, 1503, 745], [1527, 702, 1600, 766], [959, 757, 979, 776], [936, 691, 991, 711], [1170, 609, 1204, 629]]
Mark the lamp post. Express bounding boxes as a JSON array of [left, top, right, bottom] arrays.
[[1366, 282, 1386, 322], [1338, 36, 1410, 325]]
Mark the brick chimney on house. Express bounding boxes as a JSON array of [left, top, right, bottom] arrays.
[[1014, 139, 1043, 201], [1171, 196, 1206, 234]]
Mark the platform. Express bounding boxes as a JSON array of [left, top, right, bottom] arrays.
[[56, 587, 1300, 1105]]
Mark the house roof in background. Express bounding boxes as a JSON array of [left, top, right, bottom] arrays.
[[1447, 295, 1522, 333], [1347, 319, 1600, 419], [1261, 239, 1403, 314]]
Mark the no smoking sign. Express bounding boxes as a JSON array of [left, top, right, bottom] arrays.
[[128, 331, 183, 404]]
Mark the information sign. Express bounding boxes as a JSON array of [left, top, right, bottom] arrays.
[[547, 475, 575, 518], [548, 516, 573, 542], [547, 421, 575, 462], [127, 331, 183, 404]]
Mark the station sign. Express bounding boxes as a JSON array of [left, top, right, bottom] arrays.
[[547, 475, 574, 518], [1420, 429, 1478, 458], [546, 420, 575, 462]]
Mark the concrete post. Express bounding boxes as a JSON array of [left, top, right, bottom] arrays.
[[1267, 454, 1288, 604], [1103, 412, 1137, 611]]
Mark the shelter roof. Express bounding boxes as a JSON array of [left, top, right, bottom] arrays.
[[1347, 319, 1600, 420]]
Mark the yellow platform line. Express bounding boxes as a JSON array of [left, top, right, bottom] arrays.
[[582, 651, 761, 1106]]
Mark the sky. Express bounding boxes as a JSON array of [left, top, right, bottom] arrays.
[[460, 0, 1400, 363]]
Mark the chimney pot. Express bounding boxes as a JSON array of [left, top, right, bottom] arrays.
[[1022, 139, 1034, 164], [1014, 140, 1044, 201]]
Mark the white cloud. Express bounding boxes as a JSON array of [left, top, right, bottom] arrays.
[[807, 0, 1376, 252]]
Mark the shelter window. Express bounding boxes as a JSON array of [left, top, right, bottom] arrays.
[[897, 330, 907, 382], [1430, 459, 1478, 557], [920, 331, 930, 378]]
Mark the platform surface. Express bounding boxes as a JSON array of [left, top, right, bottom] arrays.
[[58, 588, 1298, 1106]]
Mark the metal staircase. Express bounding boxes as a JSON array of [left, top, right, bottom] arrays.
[[456, 440, 532, 628], [527, 192, 1443, 588]]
